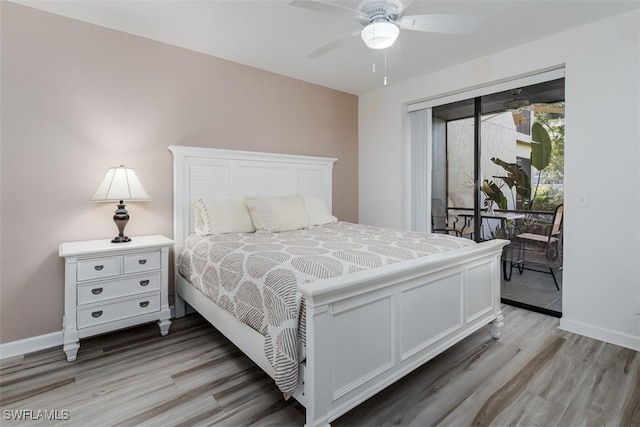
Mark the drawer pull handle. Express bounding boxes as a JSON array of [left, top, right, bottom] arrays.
[[139, 280, 150, 286], [94, 265, 104, 271], [91, 310, 103, 318], [91, 288, 103, 295], [138, 259, 147, 265], [139, 301, 150, 308]]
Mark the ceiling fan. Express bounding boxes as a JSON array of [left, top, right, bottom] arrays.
[[505, 89, 565, 125], [290, 0, 479, 58]]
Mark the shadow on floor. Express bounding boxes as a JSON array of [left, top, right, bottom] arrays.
[[501, 264, 562, 316]]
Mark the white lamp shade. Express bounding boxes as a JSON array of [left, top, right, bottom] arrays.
[[361, 21, 400, 49], [91, 165, 151, 202]]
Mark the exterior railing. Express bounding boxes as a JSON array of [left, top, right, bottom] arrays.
[[447, 207, 557, 240]]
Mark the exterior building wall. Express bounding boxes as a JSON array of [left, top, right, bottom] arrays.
[[447, 112, 518, 209]]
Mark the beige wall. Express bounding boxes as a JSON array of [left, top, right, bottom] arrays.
[[0, 3, 358, 343]]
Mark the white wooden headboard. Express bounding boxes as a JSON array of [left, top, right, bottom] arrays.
[[169, 145, 337, 252]]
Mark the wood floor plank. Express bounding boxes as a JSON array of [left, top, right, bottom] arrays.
[[335, 334, 517, 426], [0, 355, 24, 371], [54, 377, 178, 427], [488, 390, 566, 427], [469, 336, 565, 426], [620, 356, 640, 427], [435, 328, 562, 426], [1, 306, 637, 427], [526, 333, 606, 408], [113, 380, 223, 427], [557, 343, 639, 426], [0, 377, 75, 406]]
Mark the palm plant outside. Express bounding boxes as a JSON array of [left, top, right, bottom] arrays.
[[531, 109, 565, 211], [484, 107, 564, 212], [482, 106, 565, 237]]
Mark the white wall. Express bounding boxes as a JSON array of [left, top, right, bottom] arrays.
[[359, 10, 640, 350]]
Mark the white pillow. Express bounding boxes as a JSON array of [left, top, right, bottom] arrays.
[[192, 198, 256, 235], [303, 196, 338, 226], [245, 194, 309, 233]]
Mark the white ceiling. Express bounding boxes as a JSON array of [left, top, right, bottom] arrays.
[[15, 0, 640, 95]]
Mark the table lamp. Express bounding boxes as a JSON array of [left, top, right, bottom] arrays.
[[91, 165, 151, 243]]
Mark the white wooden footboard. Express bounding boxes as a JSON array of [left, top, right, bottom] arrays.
[[298, 239, 508, 427]]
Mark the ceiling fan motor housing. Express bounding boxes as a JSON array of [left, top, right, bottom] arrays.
[[357, 0, 404, 24], [504, 88, 530, 110]]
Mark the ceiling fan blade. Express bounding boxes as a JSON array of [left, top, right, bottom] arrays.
[[307, 30, 361, 58], [399, 14, 480, 33], [397, 0, 415, 14], [529, 105, 565, 114], [290, 0, 367, 21]]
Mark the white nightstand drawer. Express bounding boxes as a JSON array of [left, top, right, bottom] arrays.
[[77, 272, 161, 305], [77, 293, 160, 329], [123, 251, 161, 274], [77, 256, 122, 281]]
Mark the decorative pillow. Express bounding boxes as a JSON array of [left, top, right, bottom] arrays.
[[245, 194, 310, 233], [192, 198, 256, 235], [303, 196, 338, 226]]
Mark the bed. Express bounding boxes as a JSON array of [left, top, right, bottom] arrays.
[[169, 145, 509, 427]]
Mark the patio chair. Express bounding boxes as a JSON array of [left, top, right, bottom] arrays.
[[431, 198, 473, 238], [514, 204, 564, 289]]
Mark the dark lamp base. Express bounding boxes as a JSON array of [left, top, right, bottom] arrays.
[[111, 235, 131, 243], [111, 201, 132, 244]]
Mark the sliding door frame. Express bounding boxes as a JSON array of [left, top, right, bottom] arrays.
[[405, 66, 565, 234]]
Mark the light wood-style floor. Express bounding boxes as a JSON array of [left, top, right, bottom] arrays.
[[1, 305, 638, 426]]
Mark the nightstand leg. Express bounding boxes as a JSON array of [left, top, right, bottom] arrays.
[[63, 322, 80, 362], [158, 319, 171, 336], [63, 342, 79, 362]]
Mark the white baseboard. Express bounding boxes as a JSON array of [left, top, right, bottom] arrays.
[[1, 305, 178, 360], [559, 318, 640, 351], [0, 331, 64, 360]]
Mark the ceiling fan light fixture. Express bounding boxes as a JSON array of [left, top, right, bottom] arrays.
[[361, 21, 399, 49]]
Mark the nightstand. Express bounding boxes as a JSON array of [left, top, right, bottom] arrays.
[[59, 235, 174, 362]]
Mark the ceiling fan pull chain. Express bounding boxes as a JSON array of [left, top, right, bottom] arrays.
[[384, 49, 388, 85]]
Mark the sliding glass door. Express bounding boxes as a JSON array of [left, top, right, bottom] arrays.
[[412, 75, 565, 316]]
